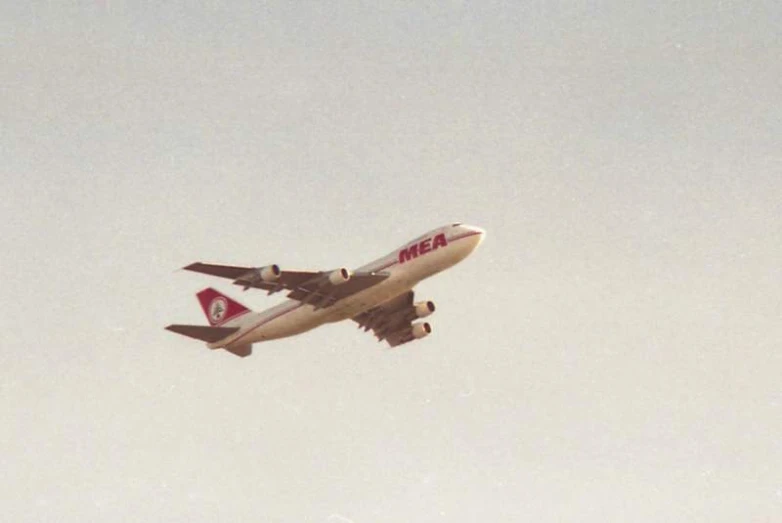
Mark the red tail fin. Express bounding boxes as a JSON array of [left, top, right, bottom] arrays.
[[196, 288, 251, 326]]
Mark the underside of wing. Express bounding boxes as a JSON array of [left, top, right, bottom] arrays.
[[285, 272, 389, 309], [352, 291, 435, 347], [183, 262, 311, 293], [184, 261, 388, 308], [183, 262, 253, 280], [234, 269, 317, 293]]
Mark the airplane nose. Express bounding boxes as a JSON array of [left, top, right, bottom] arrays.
[[464, 225, 486, 237], [462, 225, 486, 248]]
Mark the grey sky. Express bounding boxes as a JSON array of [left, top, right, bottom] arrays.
[[2, 1, 781, 521]]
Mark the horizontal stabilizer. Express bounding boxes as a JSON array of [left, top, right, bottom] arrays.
[[165, 324, 239, 343]]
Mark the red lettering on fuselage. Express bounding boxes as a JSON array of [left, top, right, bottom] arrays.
[[399, 243, 418, 263], [398, 233, 448, 264], [432, 233, 447, 250]]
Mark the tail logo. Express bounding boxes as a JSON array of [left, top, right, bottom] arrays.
[[209, 297, 228, 324]]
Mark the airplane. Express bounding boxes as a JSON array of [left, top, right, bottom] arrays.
[[165, 223, 485, 357]]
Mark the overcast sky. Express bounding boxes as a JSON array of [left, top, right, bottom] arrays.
[[2, 1, 781, 521]]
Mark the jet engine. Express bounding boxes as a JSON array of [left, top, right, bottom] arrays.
[[328, 267, 351, 285], [414, 301, 436, 318], [237, 264, 280, 290], [257, 264, 281, 282], [411, 322, 432, 339]]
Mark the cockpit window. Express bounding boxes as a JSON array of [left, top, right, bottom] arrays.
[[451, 222, 463, 227]]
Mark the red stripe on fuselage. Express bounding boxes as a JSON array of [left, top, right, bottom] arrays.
[[448, 230, 482, 243], [373, 259, 398, 272]]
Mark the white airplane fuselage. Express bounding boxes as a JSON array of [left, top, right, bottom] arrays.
[[211, 224, 485, 350]]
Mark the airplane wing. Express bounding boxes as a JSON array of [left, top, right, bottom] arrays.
[[183, 262, 314, 292], [351, 291, 432, 347], [183, 262, 389, 309]]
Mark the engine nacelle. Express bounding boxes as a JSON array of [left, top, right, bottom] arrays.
[[238, 264, 281, 289], [258, 264, 281, 283], [414, 300, 435, 318], [328, 267, 351, 285], [411, 322, 432, 340]]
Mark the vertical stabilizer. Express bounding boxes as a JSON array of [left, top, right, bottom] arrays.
[[196, 288, 251, 326]]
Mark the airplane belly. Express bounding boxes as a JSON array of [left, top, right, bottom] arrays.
[[259, 304, 328, 340], [224, 303, 326, 345]]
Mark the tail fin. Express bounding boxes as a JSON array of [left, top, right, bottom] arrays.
[[196, 288, 251, 326]]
